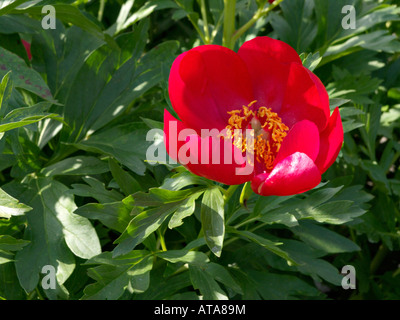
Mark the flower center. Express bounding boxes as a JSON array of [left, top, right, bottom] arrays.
[[224, 100, 289, 170]]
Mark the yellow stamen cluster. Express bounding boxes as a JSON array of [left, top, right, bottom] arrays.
[[224, 101, 289, 170]]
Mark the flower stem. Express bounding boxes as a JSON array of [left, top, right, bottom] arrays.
[[198, 0, 210, 43], [223, 184, 239, 204], [231, 0, 284, 45], [98, 0, 106, 21], [370, 244, 389, 274], [239, 181, 253, 208], [157, 229, 168, 252], [175, 0, 208, 44], [223, 0, 236, 49]]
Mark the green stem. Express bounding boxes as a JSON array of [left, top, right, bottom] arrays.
[[239, 181, 253, 208], [231, 0, 284, 45], [223, 0, 236, 49], [157, 229, 168, 252], [223, 184, 239, 203], [225, 219, 268, 248], [175, 0, 207, 44], [98, 0, 106, 21], [210, 8, 225, 43], [198, 0, 210, 43], [370, 244, 389, 274], [27, 290, 37, 300]]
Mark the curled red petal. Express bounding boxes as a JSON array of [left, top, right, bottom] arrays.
[[251, 152, 321, 196], [280, 63, 330, 131], [274, 119, 320, 165], [168, 45, 254, 133], [314, 107, 344, 174]]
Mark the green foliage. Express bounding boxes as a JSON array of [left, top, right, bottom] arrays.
[[0, 0, 399, 301]]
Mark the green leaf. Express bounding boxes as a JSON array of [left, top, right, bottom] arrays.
[[83, 251, 153, 299], [189, 265, 228, 300], [0, 187, 31, 219], [270, 0, 317, 53], [303, 200, 364, 224], [338, 4, 400, 40], [322, 30, 400, 65], [60, 38, 178, 148], [0, 102, 61, 133], [258, 210, 298, 228], [31, 24, 104, 103], [13, 177, 101, 292], [361, 160, 391, 193], [0, 12, 42, 34], [0, 235, 29, 252], [0, 262, 26, 299], [292, 221, 360, 254], [156, 250, 209, 267], [280, 239, 343, 285], [201, 187, 225, 257], [388, 87, 400, 100], [108, 157, 142, 195], [0, 47, 55, 102], [0, 235, 29, 265], [42, 156, 109, 177], [134, 269, 192, 300], [204, 262, 243, 295], [160, 171, 213, 191], [109, 0, 178, 35], [229, 229, 297, 265], [168, 194, 199, 229], [0, 0, 27, 16], [113, 187, 204, 257], [74, 201, 133, 233], [133, 187, 204, 207], [71, 176, 124, 203], [113, 201, 184, 257], [329, 98, 351, 109], [0, 249, 14, 265], [248, 270, 322, 299], [300, 52, 322, 71], [74, 123, 151, 176], [12, 4, 108, 43], [0, 71, 12, 116]]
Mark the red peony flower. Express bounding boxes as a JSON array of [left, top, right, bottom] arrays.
[[21, 39, 32, 60], [164, 37, 343, 196]]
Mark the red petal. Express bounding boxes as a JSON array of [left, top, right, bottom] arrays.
[[183, 133, 253, 185], [21, 39, 32, 60], [238, 37, 301, 113], [164, 110, 252, 185], [274, 119, 320, 165], [164, 109, 187, 162], [251, 152, 321, 196], [239, 37, 302, 65], [314, 107, 344, 174], [280, 63, 330, 131], [168, 45, 254, 133]]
